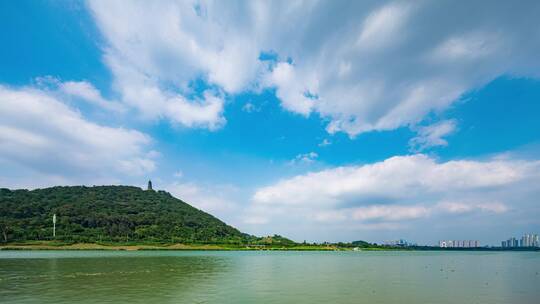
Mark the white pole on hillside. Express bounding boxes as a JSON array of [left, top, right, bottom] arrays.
[[53, 214, 56, 238]]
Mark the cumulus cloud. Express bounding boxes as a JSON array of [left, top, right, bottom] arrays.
[[409, 119, 457, 151], [87, 0, 540, 136], [0, 85, 156, 185], [247, 154, 540, 239], [264, 62, 316, 116], [59, 81, 126, 112], [33, 76, 126, 113], [105, 54, 226, 129], [87, 0, 251, 129], [254, 154, 534, 206]]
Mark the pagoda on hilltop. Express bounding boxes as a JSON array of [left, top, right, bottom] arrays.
[[147, 180, 153, 191]]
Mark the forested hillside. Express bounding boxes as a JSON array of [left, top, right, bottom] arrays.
[[0, 186, 248, 244]]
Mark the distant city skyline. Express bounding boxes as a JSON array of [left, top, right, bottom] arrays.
[[1, 1, 540, 244], [502, 234, 540, 248]]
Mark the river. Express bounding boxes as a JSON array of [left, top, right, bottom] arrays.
[[1, 250, 539, 303]]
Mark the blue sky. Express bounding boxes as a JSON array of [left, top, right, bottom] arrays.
[[1, 0, 539, 245]]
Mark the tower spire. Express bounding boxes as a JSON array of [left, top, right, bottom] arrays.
[[147, 180, 153, 191]]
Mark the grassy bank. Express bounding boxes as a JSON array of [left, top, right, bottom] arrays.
[[0, 241, 346, 251], [6, 241, 533, 252]]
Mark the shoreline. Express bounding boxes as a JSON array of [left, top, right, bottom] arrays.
[[0, 242, 344, 251], [1, 242, 539, 252]]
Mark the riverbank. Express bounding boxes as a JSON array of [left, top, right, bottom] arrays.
[[3, 242, 537, 251], [0, 241, 346, 251]]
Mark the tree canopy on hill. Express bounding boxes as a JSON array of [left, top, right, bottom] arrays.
[[0, 186, 250, 244], [351, 240, 371, 247]]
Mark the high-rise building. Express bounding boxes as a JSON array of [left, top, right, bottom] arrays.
[[502, 234, 539, 248], [520, 234, 539, 247], [522, 234, 530, 247], [439, 240, 480, 248], [504, 237, 518, 248]]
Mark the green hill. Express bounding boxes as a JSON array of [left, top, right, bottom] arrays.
[[0, 186, 247, 244]]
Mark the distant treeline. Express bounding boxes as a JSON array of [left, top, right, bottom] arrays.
[[0, 186, 295, 246]]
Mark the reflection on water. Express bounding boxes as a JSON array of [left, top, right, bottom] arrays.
[[1, 251, 539, 304], [0, 251, 227, 304]]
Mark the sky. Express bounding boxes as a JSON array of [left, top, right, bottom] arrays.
[[1, 0, 540, 245]]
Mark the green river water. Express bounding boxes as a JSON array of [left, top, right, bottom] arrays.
[[0, 250, 539, 303]]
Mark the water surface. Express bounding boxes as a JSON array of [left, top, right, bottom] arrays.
[[1, 250, 539, 303]]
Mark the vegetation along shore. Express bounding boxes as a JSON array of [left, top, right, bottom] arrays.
[[2, 186, 538, 251]]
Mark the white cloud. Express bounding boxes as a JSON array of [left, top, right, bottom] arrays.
[[246, 154, 540, 240], [87, 0, 256, 129], [264, 62, 316, 116], [0, 85, 155, 184], [356, 2, 413, 50], [431, 31, 503, 62], [311, 201, 509, 225], [86, 1, 540, 136], [33, 77, 126, 113], [352, 205, 430, 222], [289, 152, 318, 165], [436, 201, 508, 214], [409, 119, 457, 151], [164, 92, 226, 130], [254, 154, 534, 206], [60, 81, 125, 112], [105, 55, 226, 129]]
